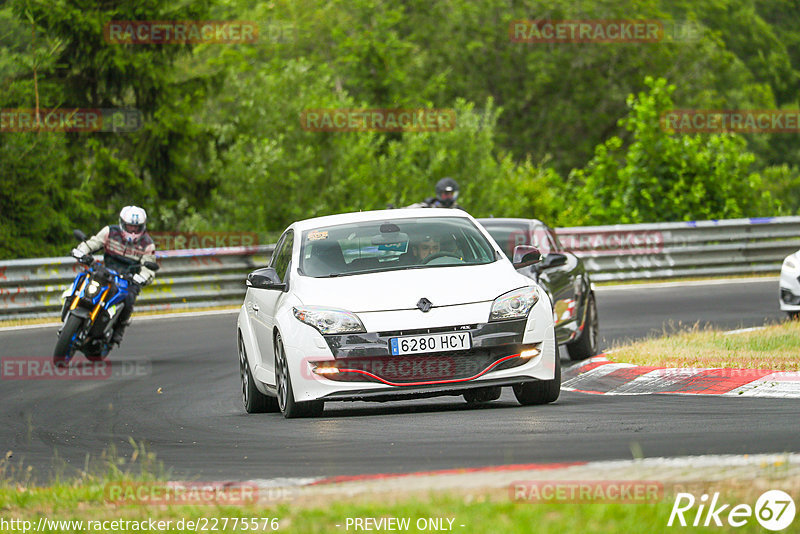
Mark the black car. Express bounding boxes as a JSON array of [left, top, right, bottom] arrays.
[[478, 218, 598, 360]]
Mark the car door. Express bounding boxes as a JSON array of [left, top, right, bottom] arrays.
[[249, 229, 294, 383]]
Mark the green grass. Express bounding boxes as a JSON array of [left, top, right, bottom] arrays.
[[2, 445, 796, 533], [1, 486, 786, 533], [608, 319, 800, 370]]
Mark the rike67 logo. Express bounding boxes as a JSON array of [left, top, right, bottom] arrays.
[[668, 490, 795, 531]]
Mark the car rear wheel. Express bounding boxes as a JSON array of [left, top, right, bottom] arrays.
[[239, 334, 279, 413], [275, 332, 324, 418], [513, 343, 561, 405], [463, 386, 502, 405], [567, 292, 598, 361]]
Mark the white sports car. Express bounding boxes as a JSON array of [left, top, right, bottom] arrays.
[[780, 250, 800, 318], [237, 209, 558, 418]]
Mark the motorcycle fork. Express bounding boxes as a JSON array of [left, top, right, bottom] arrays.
[[69, 278, 88, 311], [89, 289, 109, 323]]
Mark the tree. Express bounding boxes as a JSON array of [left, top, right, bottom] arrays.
[[566, 77, 776, 224]]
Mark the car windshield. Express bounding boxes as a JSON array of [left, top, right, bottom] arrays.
[[299, 217, 497, 278], [480, 221, 551, 260]]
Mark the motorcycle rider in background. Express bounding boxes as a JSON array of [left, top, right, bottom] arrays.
[[407, 177, 465, 210], [71, 206, 156, 345]]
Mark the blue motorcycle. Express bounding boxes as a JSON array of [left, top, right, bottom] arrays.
[[54, 230, 159, 366]]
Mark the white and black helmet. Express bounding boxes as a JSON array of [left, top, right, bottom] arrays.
[[119, 205, 147, 242]]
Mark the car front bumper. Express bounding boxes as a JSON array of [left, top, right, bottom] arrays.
[[280, 297, 557, 402], [780, 261, 800, 312]]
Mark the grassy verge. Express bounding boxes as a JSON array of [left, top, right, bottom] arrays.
[[1, 482, 790, 533], [3, 446, 797, 533], [607, 320, 800, 370]]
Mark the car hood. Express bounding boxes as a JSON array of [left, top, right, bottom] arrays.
[[293, 262, 531, 313]]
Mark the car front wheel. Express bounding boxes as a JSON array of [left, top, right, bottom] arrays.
[[513, 334, 561, 405], [463, 386, 502, 405], [275, 332, 324, 418]]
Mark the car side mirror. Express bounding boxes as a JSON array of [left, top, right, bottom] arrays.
[[144, 261, 160, 272], [247, 267, 286, 291], [512, 245, 541, 269], [542, 252, 568, 269], [73, 229, 87, 241]]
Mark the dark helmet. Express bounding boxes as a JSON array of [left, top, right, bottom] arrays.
[[435, 177, 459, 207]]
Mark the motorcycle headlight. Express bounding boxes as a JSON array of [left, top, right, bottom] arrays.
[[293, 306, 366, 335], [490, 286, 539, 321], [85, 281, 101, 297]]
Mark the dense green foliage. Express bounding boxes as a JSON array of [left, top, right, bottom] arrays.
[[2, 0, 800, 258]]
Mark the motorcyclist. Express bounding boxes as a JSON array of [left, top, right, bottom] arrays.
[[71, 206, 156, 345], [407, 177, 464, 209]]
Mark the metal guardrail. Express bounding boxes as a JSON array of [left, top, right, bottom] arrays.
[[555, 216, 800, 282], [2, 216, 798, 320], [0, 245, 274, 320]]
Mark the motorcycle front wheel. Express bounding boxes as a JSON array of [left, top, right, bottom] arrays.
[[53, 314, 83, 367], [84, 343, 110, 362]]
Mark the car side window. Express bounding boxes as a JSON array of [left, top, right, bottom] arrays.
[[532, 225, 552, 255], [270, 230, 294, 281], [546, 226, 563, 252]]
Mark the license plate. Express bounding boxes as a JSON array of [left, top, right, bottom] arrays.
[[389, 332, 472, 355]]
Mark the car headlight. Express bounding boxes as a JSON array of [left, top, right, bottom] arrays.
[[490, 286, 539, 321], [293, 306, 366, 335], [785, 258, 797, 270]]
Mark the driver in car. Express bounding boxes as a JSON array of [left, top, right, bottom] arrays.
[[411, 234, 441, 263]]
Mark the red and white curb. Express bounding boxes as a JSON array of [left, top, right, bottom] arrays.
[[562, 356, 800, 398]]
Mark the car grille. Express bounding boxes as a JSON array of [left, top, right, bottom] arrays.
[[317, 347, 528, 385]]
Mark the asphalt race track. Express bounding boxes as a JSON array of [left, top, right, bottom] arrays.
[[1, 278, 796, 481]]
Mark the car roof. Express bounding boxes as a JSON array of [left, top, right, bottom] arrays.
[[477, 217, 547, 228], [292, 208, 477, 232]]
